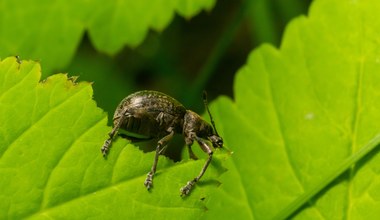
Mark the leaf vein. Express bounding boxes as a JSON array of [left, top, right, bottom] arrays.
[[27, 158, 206, 218], [261, 51, 305, 187], [39, 115, 106, 210], [0, 84, 89, 159], [0, 62, 34, 100], [214, 101, 257, 219]]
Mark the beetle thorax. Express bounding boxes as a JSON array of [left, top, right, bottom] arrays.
[[183, 110, 213, 145]]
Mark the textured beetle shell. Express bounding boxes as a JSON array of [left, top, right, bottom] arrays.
[[113, 90, 187, 139]]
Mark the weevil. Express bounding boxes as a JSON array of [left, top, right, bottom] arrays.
[[101, 90, 223, 196]]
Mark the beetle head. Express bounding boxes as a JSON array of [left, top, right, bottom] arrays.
[[209, 134, 223, 148]]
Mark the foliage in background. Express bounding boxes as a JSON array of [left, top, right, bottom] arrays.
[[0, 0, 215, 74], [0, 0, 310, 123]]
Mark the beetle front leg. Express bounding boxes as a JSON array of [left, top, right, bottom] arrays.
[[181, 136, 213, 196], [144, 130, 174, 190], [101, 113, 127, 157]]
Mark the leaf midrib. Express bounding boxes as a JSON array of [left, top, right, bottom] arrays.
[[273, 133, 380, 219], [345, 53, 366, 220]]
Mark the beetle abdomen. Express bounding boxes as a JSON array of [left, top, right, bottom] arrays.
[[118, 115, 157, 139], [113, 90, 186, 139]]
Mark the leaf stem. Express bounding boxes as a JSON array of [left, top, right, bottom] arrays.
[[274, 133, 380, 219]]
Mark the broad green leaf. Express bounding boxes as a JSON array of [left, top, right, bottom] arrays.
[[202, 0, 380, 219], [0, 57, 226, 219], [0, 0, 215, 73]]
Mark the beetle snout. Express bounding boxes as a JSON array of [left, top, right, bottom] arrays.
[[209, 135, 223, 148]]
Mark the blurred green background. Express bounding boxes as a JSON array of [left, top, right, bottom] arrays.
[[66, 0, 312, 112], [0, 0, 312, 160]]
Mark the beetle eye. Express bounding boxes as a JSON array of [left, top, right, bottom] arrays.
[[209, 135, 223, 148], [217, 138, 223, 147]]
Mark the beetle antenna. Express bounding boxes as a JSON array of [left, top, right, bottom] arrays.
[[202, 91, 219, 136]]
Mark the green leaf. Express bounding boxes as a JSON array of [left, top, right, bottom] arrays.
[[0, 0, 215, 73], [0, 57, 226, 219], [202, 0, 380, 219]]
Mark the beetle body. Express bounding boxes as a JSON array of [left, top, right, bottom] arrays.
[[101, 90, 223, 196], [114, 90, 186, 139]]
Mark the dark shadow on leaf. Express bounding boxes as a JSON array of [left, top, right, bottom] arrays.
[[210, 156, 229, 176], [121, 134, 185, 162], [198, 179, 221, 187]]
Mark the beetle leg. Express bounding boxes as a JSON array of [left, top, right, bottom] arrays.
[[158, 144, 168, 155], [156, 112, 165, 126], [181, 136, 213, 196], [144, 130, 174, 190], [101, 113, 128, 157]]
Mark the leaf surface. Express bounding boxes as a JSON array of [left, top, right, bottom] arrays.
[[202, 0, 380, 219], [0, 57, 225, 219]]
